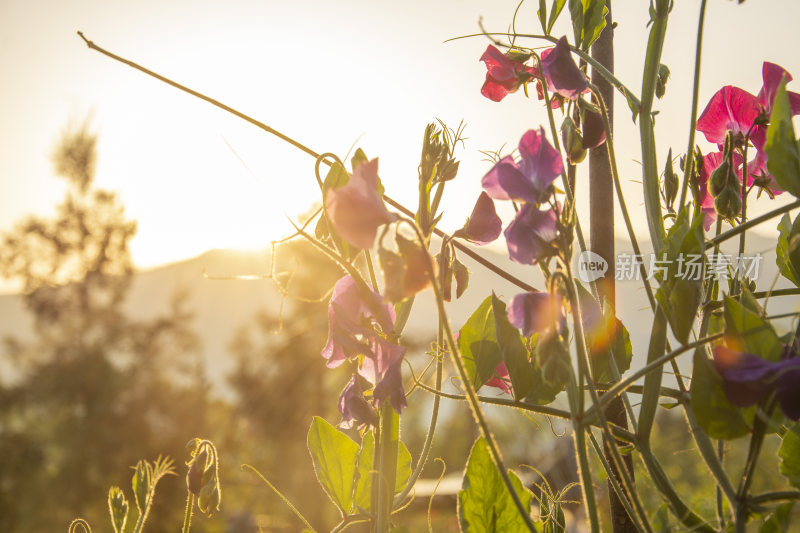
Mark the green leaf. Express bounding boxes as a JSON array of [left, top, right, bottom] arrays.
[[690, 350, 750, 440], [547, 0, 567, 34], [307, 416, 360, 513], [575, 283, 633, 383], [765, 79, 800, 198], [777, 213, 800, 286], [352, 430, 413, 512], [760, 502, 794, 533], [779, 424, 800, 489], [724, 296, 783, 362], [458, 437, 534, 532], [655, 209, 704, 344], [538, 0, 547, 32], [569, 0, 608, 50], [492, 293, 536, 400], [459, 296, 503, 390]]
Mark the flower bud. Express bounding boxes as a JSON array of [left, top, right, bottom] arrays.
[[132, 461, 150, 513], [662, 148, 678, 210], [186, 448, 207, 496], [535, 331, 571, 387], [561, 117, 586, 164], [714, 187, 742, 221], [108, 486, 129, 533], [655, 63, 670, 99], [708, 160, 730, 198]]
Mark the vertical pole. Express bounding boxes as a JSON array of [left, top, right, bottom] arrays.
[[589, 3, 636, 532]]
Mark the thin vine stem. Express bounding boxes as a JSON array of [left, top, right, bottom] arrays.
[[678, 0, 708, 209]]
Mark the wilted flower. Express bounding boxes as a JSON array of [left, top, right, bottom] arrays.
[[539, 36, 588, 100], [480, 45, 538, 102], [507, 291, 565, 337], [504, 204, 558, 265], [481, 128, 564, 204], [325, 158, 396, 249], [454, 191, 502, 245], [713, 345, 800, 421], [581, 109, 607, 150]]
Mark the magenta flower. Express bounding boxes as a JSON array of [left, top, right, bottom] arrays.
[[372, 357, 408, 413], [507, 291, 565, 337], [504, 204, 558, 265], [339, 375, 378, 430], [321, 275, 396, 368], [713, 345, 800, 421], [454, 191, 502, 245], [481, 128, 564, 204], [697, 86, 761, 147], [325, 158, 396, 249], [539, 36, 588, 100], [480, 45, 538, 102], [485, 361, 513, 394]]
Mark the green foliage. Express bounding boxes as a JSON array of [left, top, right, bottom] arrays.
[[307, 416, 360, 513], [690, 348, 751, 440], [457, 437, 534, 533], [538, 0, 567, 34], [655, 208, 704, 344], [491, 294, 536, 401], [760, 502, 795, 533], [777, 213, 800, 286], [353, 430, 412, 512], [575, 283, 633, 383], [569, 0, 608, 50], [459, 296, 503, 390], [779, 424, 800, 489], [723, 296, 783, 362], [765, 79, 800, 198], [107, 487, 128, 533]]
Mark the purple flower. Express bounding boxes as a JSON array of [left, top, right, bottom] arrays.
[[480, 45, 538, 102], [504, 204, 558, 265], [454, 191, 502, 245], [321, 276, 396, 368], [372, 357, 408, 414], [713, 345, 800, 421], [339, 375, 378, 430], [507, 291, 565, 337], [539, 36, 588, 100], [325, 158, 396, 249], [481, 128, 564, 204]]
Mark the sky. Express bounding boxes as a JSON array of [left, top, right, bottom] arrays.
[[2, 0, 799, 282]]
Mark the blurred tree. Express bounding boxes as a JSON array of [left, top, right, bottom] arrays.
[[223, 239, 344, 531], [0, 125, 209, 531]]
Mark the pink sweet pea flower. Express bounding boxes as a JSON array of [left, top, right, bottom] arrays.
[[539, 36, 588, 100], [485, 361, 513, 394], [480, 45, 538, 102], [481, 128, 564, 204], [507, 292, 566, 338], [454, 191, 503, 245], [504, 203, 559, 265], [697, 86, 761, 147], [321, 275, 396, 368], [325, 158, 396, 250]]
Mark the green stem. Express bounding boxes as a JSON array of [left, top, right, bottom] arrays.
[[706, 200, 800, 250], [678, 0, 708, 209], [181, 492, 194, 533], [639, 0, 670, 254], [749, 491, 800, 504], [407, 222, 537, 532], [735, 396, 778, 531], [374, 406, 399, 533], [588, 432, 645, 532]]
